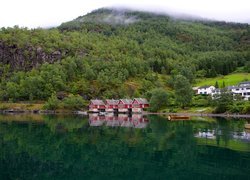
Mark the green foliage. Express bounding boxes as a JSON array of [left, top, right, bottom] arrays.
[[43, 93, 60, 110], [212, 90, 233, 113], [242, 104, 250, 114], [192, 95, 210, 107], [5, 82, 20, 102], [62, 94, 85, 110], [149, 88, 168, 112], [228, 103, 244, 113], [0, 8, 249, 110], [244, 61, 250, 73], [215, 81, 219, 88], [174, 75, 193, 108], [196, 73, 250, 87]]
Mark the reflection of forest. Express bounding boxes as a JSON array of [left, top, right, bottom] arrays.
[[0, 114, 249, 179], [89, 114, 149, 128]]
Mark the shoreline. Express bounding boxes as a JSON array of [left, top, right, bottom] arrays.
[[143, 112, 250, 118], [1, 109, 250, 118]]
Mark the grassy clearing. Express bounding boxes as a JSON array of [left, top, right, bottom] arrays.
[[195, 73, 250, 87], [0, 102, 44, 110], [160, 107, 214, 114]]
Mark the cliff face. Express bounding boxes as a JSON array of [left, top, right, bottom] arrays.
[[0, 41, 63, 71]]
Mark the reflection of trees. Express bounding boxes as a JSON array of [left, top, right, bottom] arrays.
[[0, 115, 249, 179], [168, 123, 197, 171], [215, 117, 246, 147], [43, 115, 89, 133]]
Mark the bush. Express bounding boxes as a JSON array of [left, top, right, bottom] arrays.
[[228, 103, 244, 113], [0, 104, 9, 110], [43, 93, 60, 110], [149, 88, 168, 112], [192, 95, 209, 107], [242, 104, 250, 114], [212, 91, 233, 113], [62, 94, 85, 110]]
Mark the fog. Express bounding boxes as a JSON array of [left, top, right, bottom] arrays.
[[0, 0, 249, 28]]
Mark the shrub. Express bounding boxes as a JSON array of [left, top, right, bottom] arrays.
[[192, 95, 209, 107], [62, 94, 85, 110], [43, 93, 60, 110], [149, 88, 168, 112], [228, 104, 243, 113], [242, 104, 250, 114]]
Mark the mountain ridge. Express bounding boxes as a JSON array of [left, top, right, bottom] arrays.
[[59, 7, 249, 30], [0, 7, 249, 102]]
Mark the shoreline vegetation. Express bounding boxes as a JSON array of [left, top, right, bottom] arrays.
[[0, 9, 250, 116], [1, 101, 250, 118]]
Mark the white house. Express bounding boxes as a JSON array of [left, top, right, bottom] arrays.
[[211, 81, 250, 100], [197, 86, 215, 95], [230, 82, 250, 100], [239, 81, 250, 87]]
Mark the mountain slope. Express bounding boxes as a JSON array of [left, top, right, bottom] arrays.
[[0, 8, 249, 101]]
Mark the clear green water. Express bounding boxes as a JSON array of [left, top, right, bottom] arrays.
[[0, 114, 250, 180]]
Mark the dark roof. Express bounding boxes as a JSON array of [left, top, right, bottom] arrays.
[[227, 86, 236, 90], [239, 81, 250, 86], [90, 99, 105, 105], [105, 99, 119, 105], [133, 98, 149, 104], [198, 85, 212, 89]]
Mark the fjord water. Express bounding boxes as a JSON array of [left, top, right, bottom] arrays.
[[0, 114, 249, 179]]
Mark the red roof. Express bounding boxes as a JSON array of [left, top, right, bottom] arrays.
[[105, 99, 119, 105], [90, 99, 105, 105], [119, 99, 133, 104], [133, 98, 149, 104]]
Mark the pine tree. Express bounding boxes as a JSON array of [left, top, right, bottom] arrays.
[[222, 81, 226, 88], [215, 81, 219, 88]]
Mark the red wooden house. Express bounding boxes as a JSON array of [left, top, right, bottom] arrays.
[[118, 99, 133, 112], [89, 99, 105, 112], [105, 99, 119, 112], [132, 98, 149, 108], [132, 98, 149, 112]]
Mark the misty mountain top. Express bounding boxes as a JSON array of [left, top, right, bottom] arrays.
[[59, 7, 249, 31], [74, 8, 140, 25], [61, 7, 204, 25]]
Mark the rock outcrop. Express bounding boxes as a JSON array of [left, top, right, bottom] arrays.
[[0, 41, 64, 71]]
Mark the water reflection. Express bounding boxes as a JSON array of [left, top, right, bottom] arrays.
[[89, 114, 149, 128], [0, 114, 249, 179], [195, 130, 250, 141]]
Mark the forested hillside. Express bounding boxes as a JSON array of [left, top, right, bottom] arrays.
[[0, 8, 249, 103]]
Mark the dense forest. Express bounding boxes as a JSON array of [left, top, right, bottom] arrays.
[[0, 8, 250, 110]]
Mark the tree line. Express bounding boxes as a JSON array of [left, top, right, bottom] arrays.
[[0, 8, 249, 111]]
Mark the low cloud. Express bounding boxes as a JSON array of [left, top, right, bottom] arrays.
[[102, 14, 139, 25]]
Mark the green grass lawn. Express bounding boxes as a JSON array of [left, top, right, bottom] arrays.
[[195, 73, 250, 87]]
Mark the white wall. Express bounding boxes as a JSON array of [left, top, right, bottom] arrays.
[[197, 86, 215, 95]]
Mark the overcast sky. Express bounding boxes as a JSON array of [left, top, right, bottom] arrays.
[[0, 0, 250, 28]]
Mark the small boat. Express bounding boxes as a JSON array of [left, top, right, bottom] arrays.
[[168, 115, 190, 121], [245, 124, 250, 129]]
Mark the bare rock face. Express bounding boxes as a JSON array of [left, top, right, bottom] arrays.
[[0, 41, 63, 71]]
